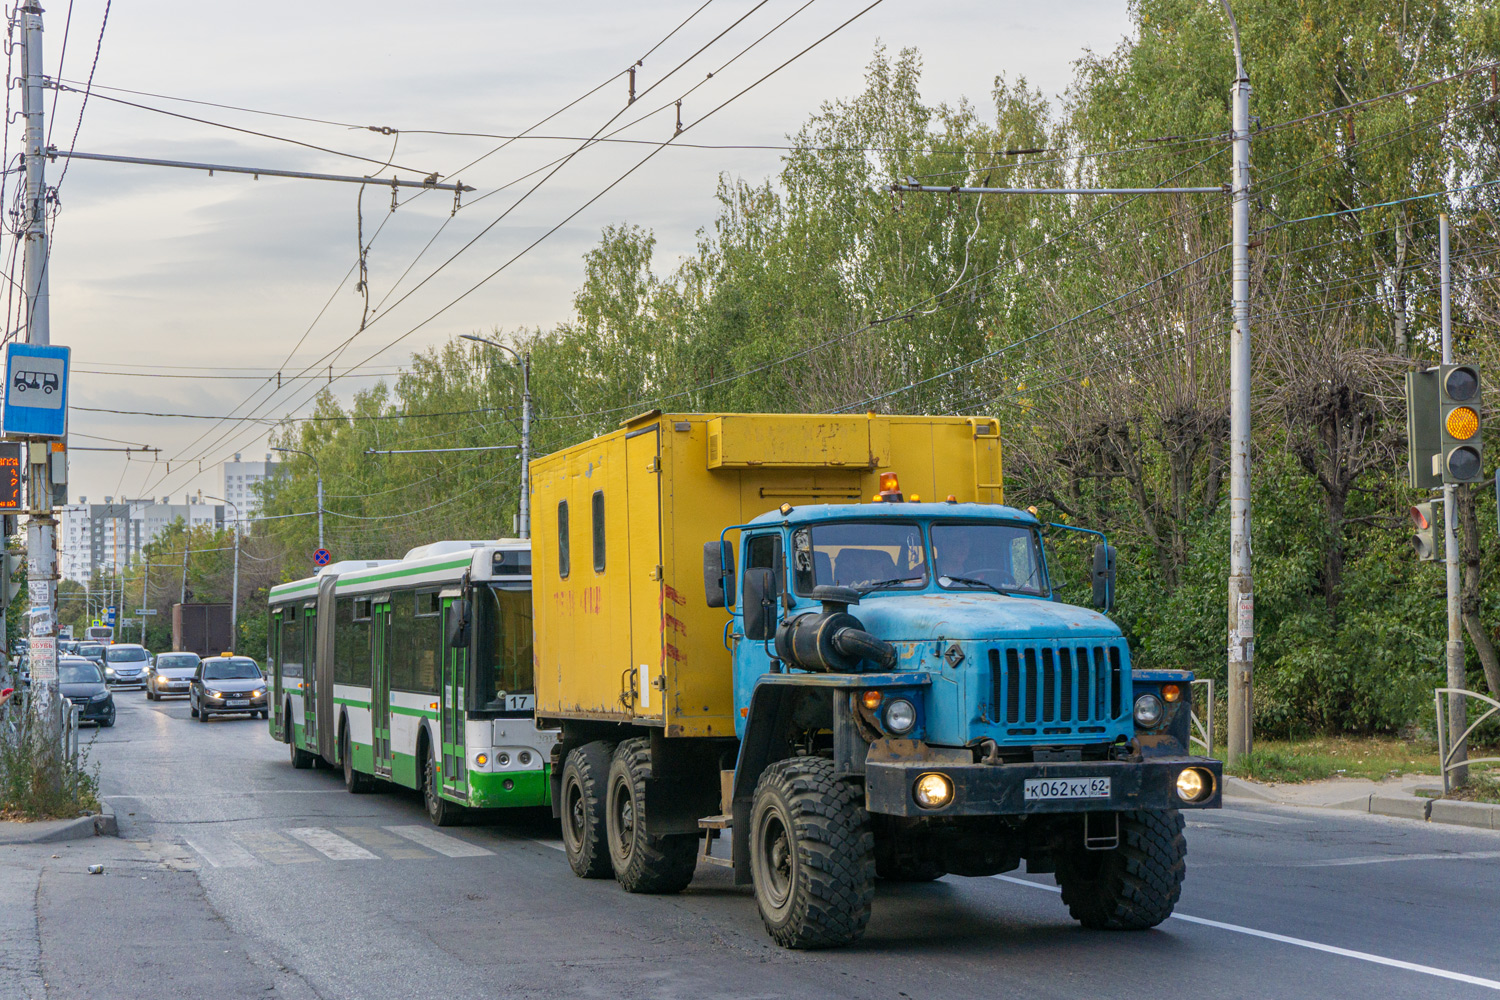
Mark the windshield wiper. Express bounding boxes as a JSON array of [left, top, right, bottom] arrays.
[[940, 575, 1007, 596], [854, 576, 922, 593]]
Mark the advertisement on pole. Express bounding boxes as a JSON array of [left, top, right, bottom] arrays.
[[29, 635, 55, 682]]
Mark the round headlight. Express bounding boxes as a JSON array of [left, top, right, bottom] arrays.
[[913, 772, 954, 809], [1176, 767, 1213, 802], [884, 698, 917, 735], [1133, 693, 1164, 728]]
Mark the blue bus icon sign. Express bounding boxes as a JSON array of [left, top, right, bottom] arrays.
[[3, 343, 69, 438]]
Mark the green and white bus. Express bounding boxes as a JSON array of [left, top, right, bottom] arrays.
[[267, 539, 552, 824]]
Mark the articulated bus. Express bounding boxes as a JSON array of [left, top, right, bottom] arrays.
[[267, 539, 552, 825]]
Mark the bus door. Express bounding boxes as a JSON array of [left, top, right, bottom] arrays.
[[371, 596, 393, 776], [440, 593, 468, 799], [269, 608, 283, 740], [301, 601, 318, 749]]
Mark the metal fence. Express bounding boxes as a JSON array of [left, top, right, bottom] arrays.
[[1434, 687, 1500, 794]]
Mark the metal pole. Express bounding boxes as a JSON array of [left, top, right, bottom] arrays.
[[140, 557, 149, 645], [1223, 1, 1255, 765], [519, 353, 531, 539], [180, 523, 190, 606], [316, 476, 325, 552], [1439, 212, 1467, 786], [21, 3, 62, 755], [41, 149, 474, 192]]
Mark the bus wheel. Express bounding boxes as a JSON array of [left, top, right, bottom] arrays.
[[750, 756, 874, 949], [289, 727, 315, 769], [342, 729, 374, 794], [606, 738, 697, 894], [560, 741, 614, 879], [423, 746, 462, 827], [1056, 810, 1185, 930]]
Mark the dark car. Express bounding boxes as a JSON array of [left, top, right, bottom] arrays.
[[103, 643, 151, 689], [59, 656, 115, 727], [146, 651, 201, 700], [190, 656, 268, 722], [78, 642, 106, 670]]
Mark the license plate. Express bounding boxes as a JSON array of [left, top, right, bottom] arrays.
[[226, 699, 249, 708], [1023, 777, 1111, 801]]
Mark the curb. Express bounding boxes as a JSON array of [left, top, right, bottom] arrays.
[[1225, 782, 1500, 831], [0, 801, 116, 845]]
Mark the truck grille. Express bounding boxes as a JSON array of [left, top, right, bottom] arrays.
[[988, 643, 1126, 737]]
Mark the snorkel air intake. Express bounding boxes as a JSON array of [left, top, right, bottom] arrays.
[[773, 586, 898, 672]]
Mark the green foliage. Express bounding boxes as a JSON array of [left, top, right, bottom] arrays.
[[0, 707, 100, 820]]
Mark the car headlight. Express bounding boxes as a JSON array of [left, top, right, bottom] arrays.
[[205, 689, 223, 700], [1176, 767, 1214, 802], [90, 691, 110, 702], [883, 698, 917, 735], [1133, 693, 1164, 728], [105, 666, 116, 676]]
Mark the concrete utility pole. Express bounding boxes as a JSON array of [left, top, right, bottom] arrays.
[[140, 557, 150, 645], [1439, 212, 1467, 785], [461, 334, 532, 539], [20, 2, 62, 747], [1222, 0, 1255, 766]]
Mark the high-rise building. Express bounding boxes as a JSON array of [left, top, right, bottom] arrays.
[[222, 453, 278, 518], [58, 495, 225, 584]]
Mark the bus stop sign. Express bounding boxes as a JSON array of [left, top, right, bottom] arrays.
[[3, 343, 69, 438]]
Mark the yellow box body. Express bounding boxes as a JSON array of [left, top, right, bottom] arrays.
[[530, 412, 1003, 738]]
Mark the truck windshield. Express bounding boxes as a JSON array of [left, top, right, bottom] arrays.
[[791, 521, 927, 594], [931, 522, 1048, 596], [472, 584, 534, 711]]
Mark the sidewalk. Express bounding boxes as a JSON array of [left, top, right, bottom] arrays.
[[1224, 774, 1500, 829]]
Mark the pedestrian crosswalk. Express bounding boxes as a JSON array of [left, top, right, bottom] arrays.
[[163, 824, 516, 868]]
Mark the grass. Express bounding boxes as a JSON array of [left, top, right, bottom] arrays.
[[0, 708, 100, 822], [1217, 734, 1489, 784]]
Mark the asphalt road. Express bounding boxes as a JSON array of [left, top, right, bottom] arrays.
[[3, 692, 1499, 999]]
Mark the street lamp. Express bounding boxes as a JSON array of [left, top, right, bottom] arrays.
[[271, 446, 324, 551], [201, 494, 241, 647], [461, 334, 532, 539]]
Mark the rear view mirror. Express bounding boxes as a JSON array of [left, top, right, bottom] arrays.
[[447, 599, 471, 648], [703, 541, 736, 608], [742, 568, 777, 641], [1092, 543, 1116, 612]]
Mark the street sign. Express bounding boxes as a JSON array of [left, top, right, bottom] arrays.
[[135, 608, 159, 615], [2, 343, 69, 438], [105, 606, 117, 625], [0, 441, 19, 512], [313, 548, 331, 566]]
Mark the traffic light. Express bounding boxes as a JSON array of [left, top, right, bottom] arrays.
[[1410, 502, 1437, 562], [1439, 364, 1483, 484]]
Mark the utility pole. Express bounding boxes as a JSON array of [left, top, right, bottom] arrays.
[[1439, 212, 1467, 785], [1222, 0, 1255, 766], [20, 2, 63, 750], [461, 334, 532, 538], [139, 556, 150, 645], [180, 521, 190, 606]]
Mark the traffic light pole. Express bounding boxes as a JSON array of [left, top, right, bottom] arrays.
[[1439, 212, 1467, 784]]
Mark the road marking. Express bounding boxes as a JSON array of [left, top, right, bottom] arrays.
[[992, 875, 1500, 991], [233, 829, 317, 864], [336, 826, 431, 860], [287, 827, 379, 860], [530, 838, 565, 852], [384, 825, 494, 858], [1297, 849, 1500, 868], [181, 835, 259, 869]]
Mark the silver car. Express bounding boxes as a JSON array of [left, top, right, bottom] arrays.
[[102, 643, 151, 689], [146, 651, 201, 700]]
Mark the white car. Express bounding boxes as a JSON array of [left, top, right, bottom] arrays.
[[102, 643, 151, 689], [145, 651, 201, 700]]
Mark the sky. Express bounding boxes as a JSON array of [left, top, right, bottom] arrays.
[[20, 0, 1136, 507]]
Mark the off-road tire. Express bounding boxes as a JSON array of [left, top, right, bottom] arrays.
[[423, 746, 463, 827], [1056, 809, 1186, 930], [560, 741, 614, 879], [750, 756, 874, 949], [606, 738, 697, 894], [342, 729, 374, 793]]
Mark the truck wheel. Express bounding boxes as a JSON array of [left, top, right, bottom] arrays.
[[750, 756, 874, 949], [561, 741, 614, 879], [1056, 810, 1186, 930], [606, 738, 697, 894]]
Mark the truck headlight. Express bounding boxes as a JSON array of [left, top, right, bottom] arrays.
[[883, 698, 916, 735], [913, 773, 953, 809], [1176, 767, 1213, 802], [1133, 693, 1164, 728]]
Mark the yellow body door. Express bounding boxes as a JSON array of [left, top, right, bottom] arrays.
[[626, 427, 664, 721]]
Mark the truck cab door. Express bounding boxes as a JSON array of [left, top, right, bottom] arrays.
[[731, 531, 785, 737]]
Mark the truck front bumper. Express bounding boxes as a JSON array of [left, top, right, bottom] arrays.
[[864, 754, 1222, 817]]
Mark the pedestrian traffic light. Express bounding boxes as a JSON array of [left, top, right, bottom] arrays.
[[1406, 369, 1441, 489], [1438, 364, 1483, 484], [0, 550, 18, 604], [1410, 502, 1437, 562]]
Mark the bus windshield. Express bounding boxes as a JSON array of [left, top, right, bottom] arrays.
[[472, 584, 533, 711]]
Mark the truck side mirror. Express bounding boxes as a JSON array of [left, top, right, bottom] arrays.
[[1092, 543, 1116, 612], [703, 541, 735, 608], [447, 599, 471, 648], [742, 568, 777, 641]]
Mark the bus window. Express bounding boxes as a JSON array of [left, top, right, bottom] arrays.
[[472, 584, 533, 711], [412, 590, 440, 694], [282, 607, 304, 678]]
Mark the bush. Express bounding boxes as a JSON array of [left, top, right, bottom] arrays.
[[0, 703, 100, 821]]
